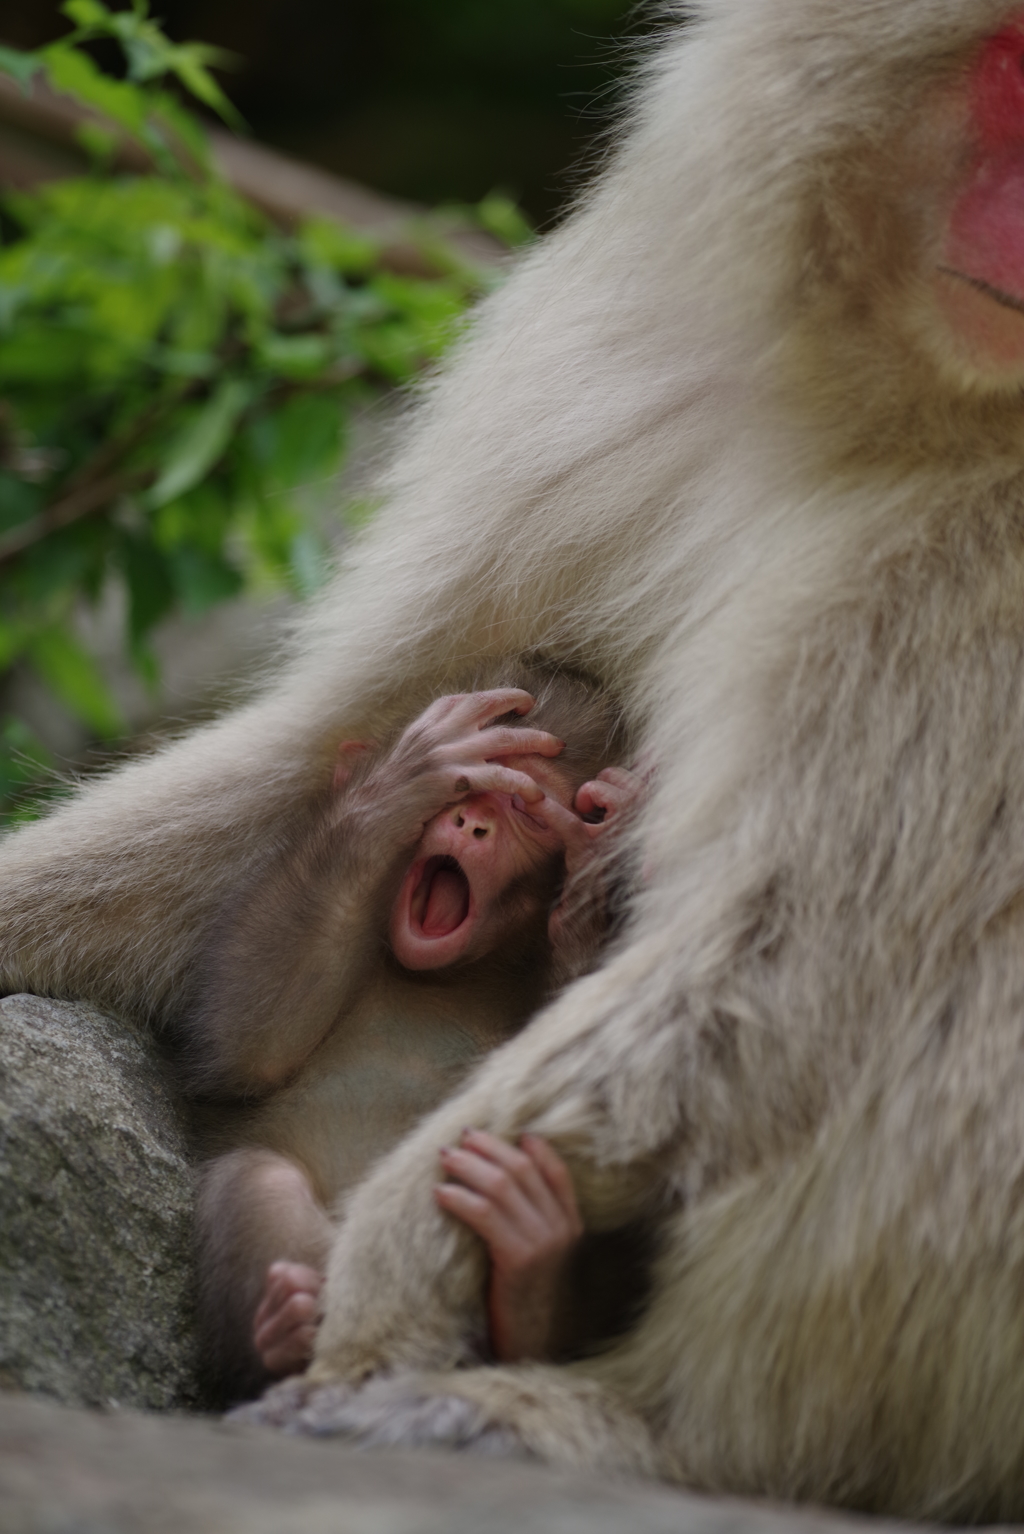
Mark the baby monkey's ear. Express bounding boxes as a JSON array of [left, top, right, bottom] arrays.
[[332, 740, 378, 791]]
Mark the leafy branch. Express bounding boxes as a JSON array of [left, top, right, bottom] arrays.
[[0, 0, 506, 824]]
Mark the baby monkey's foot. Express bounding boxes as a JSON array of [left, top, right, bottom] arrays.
[[230, 1372, 529, 1459], [253, 1260, 323, 1377]]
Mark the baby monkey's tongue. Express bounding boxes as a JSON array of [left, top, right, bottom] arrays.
[[422, 862, 469, 936]]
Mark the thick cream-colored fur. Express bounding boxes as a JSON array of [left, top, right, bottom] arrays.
[[5, 0, 1024, 1515]]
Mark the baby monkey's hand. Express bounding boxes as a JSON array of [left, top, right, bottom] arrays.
[[544, 762, 646, 899], [543, 764, 648, 971], [434, 1128, 583, 1363], [348, 689, 565, 844], [253, 1260, 324, 1378], [402, 688, 564, 814]]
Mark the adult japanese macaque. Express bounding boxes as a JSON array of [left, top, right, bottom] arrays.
[[5, 0, 1024, 1517], [187, 671, 635, 1403]]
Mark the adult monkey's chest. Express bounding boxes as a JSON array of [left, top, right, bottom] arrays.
[[727, 500, 1024, 1049]]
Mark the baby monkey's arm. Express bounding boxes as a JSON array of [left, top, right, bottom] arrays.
[[185, 688, 562, 1096]]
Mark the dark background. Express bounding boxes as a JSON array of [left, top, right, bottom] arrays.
[[0, 0, 651, 225]]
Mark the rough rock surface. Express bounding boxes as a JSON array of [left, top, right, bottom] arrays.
[[0, 994, 197, 1410], [0, 1390, 914, 1534]]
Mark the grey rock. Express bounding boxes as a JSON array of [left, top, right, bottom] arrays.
[[0, 994, 198, 1410], [0, 1390, 913, 1534]]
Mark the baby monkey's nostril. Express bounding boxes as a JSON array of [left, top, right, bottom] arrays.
[[474, 826, 487, 839]]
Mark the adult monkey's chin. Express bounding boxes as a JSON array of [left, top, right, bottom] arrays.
[[389, 856, 476, 971], [932, 267, 1024, 377], [938, 153, 1024, 375]]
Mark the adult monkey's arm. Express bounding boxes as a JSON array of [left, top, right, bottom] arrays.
[[309, 940, 684, 1381]]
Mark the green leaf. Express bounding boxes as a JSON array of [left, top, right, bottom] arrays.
[[147, 378, 252, 508], [169, 45, 245, 131], [150, 90, 211, 171], [74, 119, 119, 165], [299, 218, 378, 278], [0, 613, 32, 671], [123, 34, 170, 86], [0, 471, 44, 535], [0, 326, 97, 384], [249, 392, 345, 489], [41, 44, 148, 137], [0, 713, 51, 784], [28, 626, 125, 739], [0, 45, 41, 91], [0, 714, 55, 825], [168, 545, 243, 614], [152, 480, 232, 557], [477, 191, 535, 249], [257, 333, 332, 380], [61, 0, 115, 28], [117, 531, 175, 647]]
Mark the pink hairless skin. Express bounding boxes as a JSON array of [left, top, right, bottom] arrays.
[[388, 760, 583, 971], [352, 686, 636, 973], [937, 11, 1024, 369]]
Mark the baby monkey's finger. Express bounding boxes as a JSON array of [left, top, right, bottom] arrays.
[[459, 688, 537, 726], [574, 775, 638, 819], [434, 1180, 491, 1228], [264, 1260, 324, 1298], [259, 1319, 319, 1376], [519, 1135, 583, 1233], [453, 764, 546, 802], [478, 726, 564, 759], [254, 1265, 322, 1337], [529, 791, 593, 848], [454, 1129, 565, 1228], [254, 1289, 319, 1345], [457, 1127, 532, 1173], [597, 766, 642, 786]]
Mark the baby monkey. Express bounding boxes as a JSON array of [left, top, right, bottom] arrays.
[[186, 668, 639, 1403]]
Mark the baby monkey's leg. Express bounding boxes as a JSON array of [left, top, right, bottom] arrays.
[[196, 1148, 333, 1404]]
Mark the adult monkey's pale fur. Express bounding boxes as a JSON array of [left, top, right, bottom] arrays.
[[6, 0, 1024, 1516]]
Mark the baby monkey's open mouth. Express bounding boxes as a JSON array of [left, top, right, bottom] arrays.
[[412, 855, 471, 937]]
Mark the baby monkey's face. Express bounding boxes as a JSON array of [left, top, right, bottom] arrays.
[[389, 754, 578, 971]]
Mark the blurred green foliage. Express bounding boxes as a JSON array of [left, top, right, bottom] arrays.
[[1, 0, 646, 223], [0, 1, 506, 824]]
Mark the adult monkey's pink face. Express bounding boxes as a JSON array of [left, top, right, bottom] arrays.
[[934, 12, 1024, 375]]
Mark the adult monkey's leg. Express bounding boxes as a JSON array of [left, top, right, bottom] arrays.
[[270, 983, 1024, 1520]]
